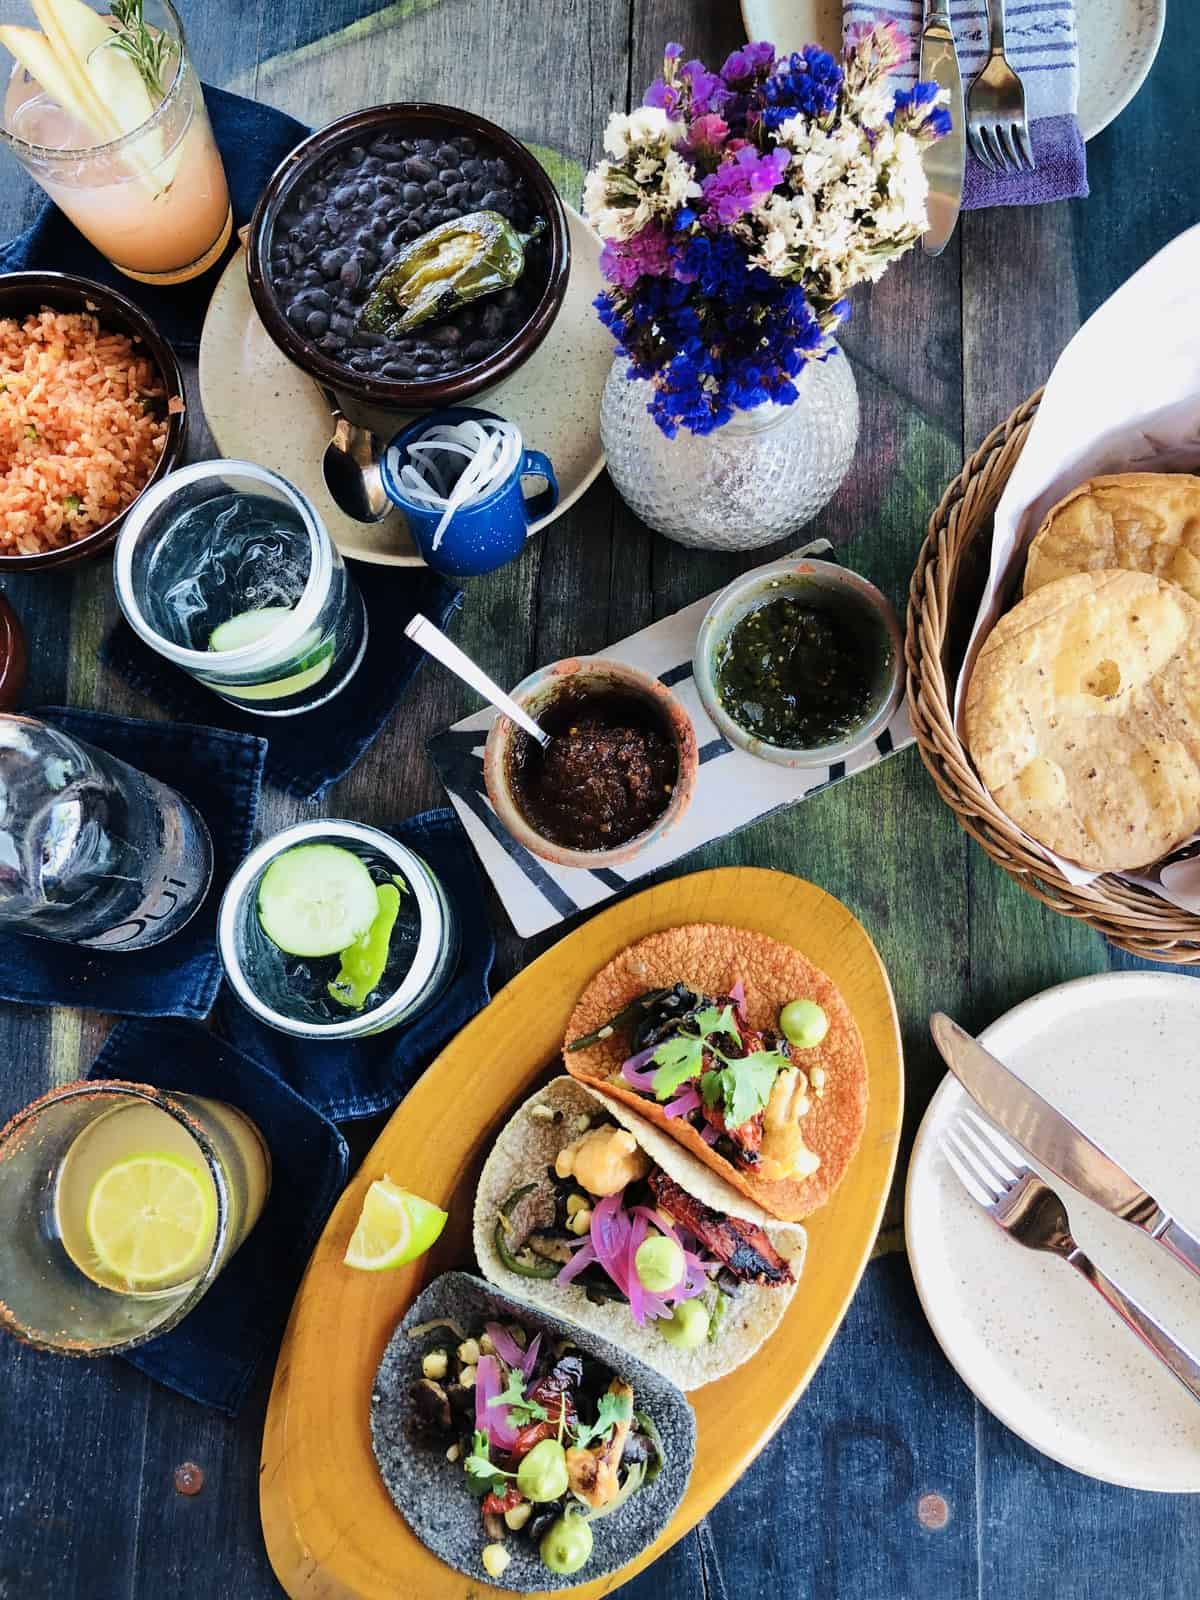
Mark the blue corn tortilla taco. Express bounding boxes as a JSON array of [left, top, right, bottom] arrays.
[[371, 1270, 695, 1591], [473, 1077, 806, 1391]]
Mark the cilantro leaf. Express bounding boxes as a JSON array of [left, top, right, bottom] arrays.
[[488, 1367, 548, 1426], [463, 1430, 512, 1496], [572, 1390, 633, 1451], [701, 1049, 788, 1129], [650, 1005, 741, 1101], [650, 1032, 706, 1099], [695, 1003, 739, 1043]]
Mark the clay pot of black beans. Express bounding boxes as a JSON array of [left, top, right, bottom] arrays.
[[267, 129, 546, 382]]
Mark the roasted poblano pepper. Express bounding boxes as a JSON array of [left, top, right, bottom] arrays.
[[359, 210, 546, 335]]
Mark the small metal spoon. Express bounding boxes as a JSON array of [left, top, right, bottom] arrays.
[[404, 614, 551, 749], [315, 383, 389, 523]]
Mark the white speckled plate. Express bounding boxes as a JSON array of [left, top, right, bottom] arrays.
[[907, 972, 1200, 1491], [740, 0, 1165, 141], [198, 204, 610, 566]]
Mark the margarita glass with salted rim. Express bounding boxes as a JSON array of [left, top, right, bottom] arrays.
[[0, 1079, 270, 1355], [113, 459, 367, 717], [0, 0, 231, 285]]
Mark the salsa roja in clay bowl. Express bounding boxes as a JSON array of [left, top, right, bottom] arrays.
[[245, 102, 570, 414], [484, 658, 699, 870]]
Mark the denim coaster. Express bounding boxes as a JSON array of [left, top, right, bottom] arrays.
[[103, 567, 462, 802], [87, 1018, 349, 1416], [0, 708, 265, 1020], [0, 87, 307, 355], [217, 809, 495, 1121]]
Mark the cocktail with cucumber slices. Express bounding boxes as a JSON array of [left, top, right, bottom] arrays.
[[114, 460, 367, 717], [218, 820, 460, 1039]]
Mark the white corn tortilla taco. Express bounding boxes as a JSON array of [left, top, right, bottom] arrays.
[[473, 1076, 806, 1391]]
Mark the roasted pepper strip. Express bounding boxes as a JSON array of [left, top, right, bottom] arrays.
[[493, 1182, 561, 1280], [359, 210, 546, 335]]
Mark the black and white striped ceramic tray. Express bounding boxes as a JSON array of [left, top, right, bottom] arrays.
[[426, 542, 912, 937]]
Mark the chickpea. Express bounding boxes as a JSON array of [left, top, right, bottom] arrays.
[[456, 1338, 481, 1366], [482, 1543, 511, 1580], [421, 1348, 448, 1381], [567, 1206, 593, 1236], [504, 1501, 532, 1531], [478, 1333, 496, 1356], [459, 1364, 477, 1388]]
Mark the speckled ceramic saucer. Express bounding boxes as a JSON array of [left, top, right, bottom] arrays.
[[198, 204, 610, 567], [740, 0, 1165, 141], [907, 972, 1200, 1492]]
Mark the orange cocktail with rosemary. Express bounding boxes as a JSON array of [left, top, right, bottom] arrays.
[[0, 0, 231, 283]]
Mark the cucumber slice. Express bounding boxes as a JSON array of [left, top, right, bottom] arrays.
[[257, 844, 379, 958], [208, 609, 333, 703], [209, 607, 293, 652]]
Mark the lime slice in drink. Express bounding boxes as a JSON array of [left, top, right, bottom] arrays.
[[328, 881, 403, 1011], [343, 1177, 448, 1272], [208, 607, 333, 703], [257, 842, 379, 958], [85, 1151, 217, 1289]]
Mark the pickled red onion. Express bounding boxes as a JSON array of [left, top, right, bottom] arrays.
[[663, 1085, 702, 1119], [475, 1354, 518, 1450]]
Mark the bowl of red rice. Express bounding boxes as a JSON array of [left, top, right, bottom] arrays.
[[0, 272, 187, 570]]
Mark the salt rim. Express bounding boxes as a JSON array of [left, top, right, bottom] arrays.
[[397, 418, 522, 550]]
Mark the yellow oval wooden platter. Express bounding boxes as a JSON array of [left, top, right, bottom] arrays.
[[259, 866, 903, 1599]]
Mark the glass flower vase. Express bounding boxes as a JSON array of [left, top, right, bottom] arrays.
[[599, 345, 859, 551]]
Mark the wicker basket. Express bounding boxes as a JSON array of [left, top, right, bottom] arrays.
[[906, 388, 1200, 965]]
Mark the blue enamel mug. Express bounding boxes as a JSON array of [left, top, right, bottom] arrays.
[[381, 407, 559, 578]]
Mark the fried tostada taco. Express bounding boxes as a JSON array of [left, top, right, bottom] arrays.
[[473, 1076, 805, 1390], [561, 924, 869, 1222]]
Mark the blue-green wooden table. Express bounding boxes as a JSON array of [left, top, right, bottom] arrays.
[[1, 2, 1198, 1595]]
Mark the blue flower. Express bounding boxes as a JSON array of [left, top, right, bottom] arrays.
[[890, 80, 952, 137], [759, 46, 843, 130]]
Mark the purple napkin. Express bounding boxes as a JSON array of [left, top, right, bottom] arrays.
[[844, 0, 1088, 207]]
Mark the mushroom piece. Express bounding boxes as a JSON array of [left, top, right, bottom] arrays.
[[409, 1377, 452, 1433]]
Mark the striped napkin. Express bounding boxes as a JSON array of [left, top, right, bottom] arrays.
[[844, 0, 1088, 207]]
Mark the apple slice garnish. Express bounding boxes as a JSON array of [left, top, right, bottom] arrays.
[[0, 22, 112, 142], [37, 0, 155, 137]]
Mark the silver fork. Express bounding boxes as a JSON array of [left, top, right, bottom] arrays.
[[966, 0, 1035, 173], [942, 1109, 1200, 1407]]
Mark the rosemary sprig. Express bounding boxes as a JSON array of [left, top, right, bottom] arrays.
[[104, 0, 174, 99]]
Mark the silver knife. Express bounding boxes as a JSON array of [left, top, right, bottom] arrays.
[[930, 1013, 1200, 1280], [919, 0, 965, 256]]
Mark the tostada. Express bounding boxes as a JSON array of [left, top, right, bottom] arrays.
[[561, 924, 869, 1223]]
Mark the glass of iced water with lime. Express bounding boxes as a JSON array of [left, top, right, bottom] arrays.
[[218, 819, 459, 1040], [113, 460, 367, 715]]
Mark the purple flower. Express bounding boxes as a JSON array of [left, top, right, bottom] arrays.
[[720, 40, 776, 89], [700, 144, 790, 224], [664, 41, 683, 60], [598, 223, 673, 289], [680, 58, 731, 117]]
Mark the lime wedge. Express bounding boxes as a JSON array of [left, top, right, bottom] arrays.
[[85, 1151, 217, 1289], [343, 1177, 447, 1272]]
